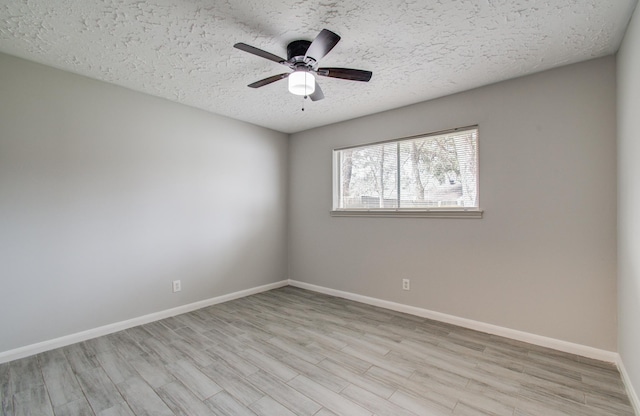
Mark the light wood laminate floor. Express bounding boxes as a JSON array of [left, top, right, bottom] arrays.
[[0, 286, 634, 415]]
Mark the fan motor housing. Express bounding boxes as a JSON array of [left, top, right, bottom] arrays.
[[287, 40, 312, 62]]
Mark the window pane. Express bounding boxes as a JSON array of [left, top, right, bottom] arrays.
[[335, 127, 478, 212], [398, 130, 477, 208], [339, 143, 397, 208]]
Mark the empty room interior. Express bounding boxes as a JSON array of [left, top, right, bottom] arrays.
[[2, 0, 640, 415]]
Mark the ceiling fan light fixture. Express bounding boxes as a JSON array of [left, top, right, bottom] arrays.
[[288, 71, 315, 96], [235, 29, 371, 102]]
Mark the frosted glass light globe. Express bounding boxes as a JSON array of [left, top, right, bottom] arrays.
[[288, 71, 315, 96]]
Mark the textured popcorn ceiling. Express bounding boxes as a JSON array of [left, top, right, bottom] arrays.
[[0, 0, 636, 133]]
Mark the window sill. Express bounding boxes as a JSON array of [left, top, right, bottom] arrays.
[[330, 209, 483, 219]]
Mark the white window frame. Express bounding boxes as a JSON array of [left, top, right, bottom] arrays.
[[331, 125, 483, 218]]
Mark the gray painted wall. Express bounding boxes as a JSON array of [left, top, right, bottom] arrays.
[[0, 53, 288, 353], [289, 57, 618, 351], [618, 3, 640, 403]]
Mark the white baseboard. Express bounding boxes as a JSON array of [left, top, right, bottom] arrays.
[[618, 356, 640, 415], [0, 280, 288, 364], [288, 280, 618, 363], [4, 278, 636, 413], [0, 278, 625, 370]]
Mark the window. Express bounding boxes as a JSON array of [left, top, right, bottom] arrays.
[[332, 126, 481, 218]]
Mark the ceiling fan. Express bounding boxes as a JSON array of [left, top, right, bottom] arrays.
[[234, 29, 372, 101]]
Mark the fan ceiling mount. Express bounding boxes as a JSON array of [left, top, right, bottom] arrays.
[[234, 29, 373, 102]]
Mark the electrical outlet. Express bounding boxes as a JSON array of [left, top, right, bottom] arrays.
[[172, 280, 181, 293], [402, 278, 410, 291]]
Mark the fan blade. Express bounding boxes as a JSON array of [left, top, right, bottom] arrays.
[[248, 73, 289, 88], [317, 67, 372, 82], [234, 43, 286, 64], [309, 82, 324, 101], [304, 29, 341, 62]]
